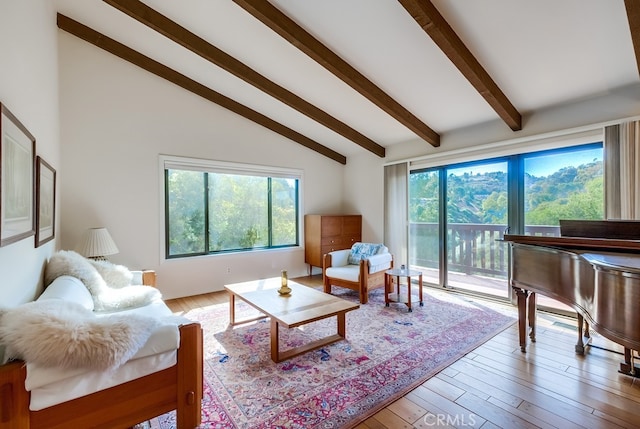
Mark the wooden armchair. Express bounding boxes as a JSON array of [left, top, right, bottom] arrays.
[[323, 243, 393, 304]]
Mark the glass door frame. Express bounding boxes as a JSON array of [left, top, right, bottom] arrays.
[[410, 157, 513, 302]]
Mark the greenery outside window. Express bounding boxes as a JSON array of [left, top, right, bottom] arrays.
[[163, 156, 301, 258]]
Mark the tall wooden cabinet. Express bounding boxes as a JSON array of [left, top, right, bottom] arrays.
[[304, 214, 362, 270]]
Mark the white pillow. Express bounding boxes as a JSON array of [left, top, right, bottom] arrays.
[[38, 275, 94, 311]]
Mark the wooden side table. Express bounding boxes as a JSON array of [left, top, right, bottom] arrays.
[[385, 268, 423, 312]]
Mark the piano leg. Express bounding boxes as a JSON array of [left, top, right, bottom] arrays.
[[620, 348, 640, 376], [528, 292, 537, 344], [584, 320, 590, 339], [515, 288, 535, 352], [575, 314, 592, 354]]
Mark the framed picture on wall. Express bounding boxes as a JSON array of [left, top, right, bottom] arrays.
[[0, 102, 36, 247], [35, 156, 56, 247]]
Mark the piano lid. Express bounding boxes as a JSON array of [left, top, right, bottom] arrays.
[[580, 253, 640, 275], [503, 220, 640, 253], [559, 219, 640, 240]]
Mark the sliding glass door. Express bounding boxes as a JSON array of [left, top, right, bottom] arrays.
[[408, 142, 604, 305], [446, 161, 509, 298], [409, 170, 440, 285]]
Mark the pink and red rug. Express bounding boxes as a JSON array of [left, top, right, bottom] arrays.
[[152, 287, 514, 428]]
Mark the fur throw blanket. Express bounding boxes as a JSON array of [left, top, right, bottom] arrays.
[[44, 250, 161, 312], [0, 300, 160, 370]]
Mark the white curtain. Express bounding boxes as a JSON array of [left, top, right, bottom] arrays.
[[384, 163, 408, 266], [604, 121, 640, 220]]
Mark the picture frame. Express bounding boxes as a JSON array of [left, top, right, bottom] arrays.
[[0, 103, 36, 247], [35, 156, 56, 247]]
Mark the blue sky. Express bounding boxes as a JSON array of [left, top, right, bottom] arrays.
[[525, 148, 602, 177], [448, 147, 603, 178]]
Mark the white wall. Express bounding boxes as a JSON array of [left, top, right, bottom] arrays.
[[58, 32, 345, 299], [343, 153, 385, 243], [0, 1, 60, 307]]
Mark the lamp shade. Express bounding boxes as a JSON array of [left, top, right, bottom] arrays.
[[77, 227, 119, 260]]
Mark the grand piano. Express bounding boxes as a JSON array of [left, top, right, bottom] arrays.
[[504, 220, 640, 376]]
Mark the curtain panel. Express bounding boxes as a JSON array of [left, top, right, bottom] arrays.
[[604, 121, 640, 220], [384, 163, 408, 266]]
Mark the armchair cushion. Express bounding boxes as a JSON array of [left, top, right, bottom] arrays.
[[324, 266, 360, 283], [367, 252, 393, 274], [347, 242, 383, 265], [329, 249, 351, 267]]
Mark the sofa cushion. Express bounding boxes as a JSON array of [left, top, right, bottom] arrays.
[[347, 242, 383, 265], [0, 300, 160, 371], [45, 250, 161, 312], [37, 276, 94, 311]]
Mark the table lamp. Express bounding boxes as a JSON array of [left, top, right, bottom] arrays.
[[77, 227, 119, 261]]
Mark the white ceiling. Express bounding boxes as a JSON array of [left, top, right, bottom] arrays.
[[53, 0, 639, 161]]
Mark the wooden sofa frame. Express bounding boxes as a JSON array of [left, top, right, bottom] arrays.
[[323, 252, 393, 304], [0, 322, 203, 429], [0, 270, 203, 429]]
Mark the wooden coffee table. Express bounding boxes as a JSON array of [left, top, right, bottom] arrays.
[[225, 278, 359, 362]]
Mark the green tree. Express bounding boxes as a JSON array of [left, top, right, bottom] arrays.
[[167, 170, 205, 255], [482, 191, 508, 224], [271, 178, 297, 245], [409, 171, 439, 222], [208, 174, 268, 251], [526, 176, 603, 225]]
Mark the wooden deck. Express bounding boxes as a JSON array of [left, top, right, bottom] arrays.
[[165, 275, 640, 429]]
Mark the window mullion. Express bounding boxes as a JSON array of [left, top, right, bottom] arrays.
[[267, 178, 272, 247], [204, 172, 210, 253], [439, 168, 447, 288]]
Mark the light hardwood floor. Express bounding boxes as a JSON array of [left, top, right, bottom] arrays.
[[164, 275, 640, 429]]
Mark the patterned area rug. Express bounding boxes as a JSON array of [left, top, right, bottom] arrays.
[[151, 287, 514, 428]]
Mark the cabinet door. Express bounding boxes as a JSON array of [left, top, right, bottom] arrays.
[[321, 216, 343, 239], [342, 216, 362, 246]]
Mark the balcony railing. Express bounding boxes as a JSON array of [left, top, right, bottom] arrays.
[[410, 223, 560, 278]]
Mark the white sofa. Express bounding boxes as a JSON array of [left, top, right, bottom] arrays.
[[323, 242, 393, 304], [0, 254, 203, 429]]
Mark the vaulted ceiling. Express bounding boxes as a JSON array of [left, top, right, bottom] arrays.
[[53, 0, 640, 164]]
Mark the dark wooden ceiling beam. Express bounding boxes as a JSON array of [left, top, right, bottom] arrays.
[[104, 0, 385, 158], [232, 0, 440, 147], [56, 14, 346, 165], [626, 0, 640, 76], [398, 0, 522, 131]]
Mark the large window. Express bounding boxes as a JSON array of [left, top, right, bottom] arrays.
[[408, 142, 603, 301], [163, 157, 300, 258]]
